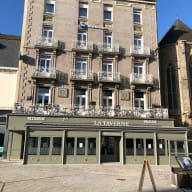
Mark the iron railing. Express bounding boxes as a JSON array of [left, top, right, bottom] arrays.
[[35, 37, 58, 48], [98, 72, 120, 82], [98, 43, 119, 53], [130, 73, 153, 85], [70, 70, 95, 81], [130, 45, 150, 56], [32, 67, 56, 79], [72, 40, 93, 51]]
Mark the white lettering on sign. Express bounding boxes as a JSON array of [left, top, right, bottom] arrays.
[[27, 117, 45, 121], [94, 121, 129, 127], [144, 120, 157, 124], [63, 117, 69, 121]]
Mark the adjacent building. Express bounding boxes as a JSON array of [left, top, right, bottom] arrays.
[[7, 0, 189, 165], [0, 34, 20, 156], [159, 19, 192, 127]]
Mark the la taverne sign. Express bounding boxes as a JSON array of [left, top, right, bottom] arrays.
[[94, 120, 129, 127]]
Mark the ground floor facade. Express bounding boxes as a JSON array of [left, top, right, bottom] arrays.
[[7, 114, 190, 165]]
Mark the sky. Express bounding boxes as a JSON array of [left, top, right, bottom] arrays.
[[0, 0, 192, 41]]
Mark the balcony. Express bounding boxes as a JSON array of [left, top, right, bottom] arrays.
[[32, 67, 57, 79], [130, 45, 150, 56], [70, 70, 95, 82], [72, 40, 94, 52], [98, 43, 119, 54], [98, 72, 120, 83], [130, 73, 153, 85], [35, 37, 59, 49], [13, 103, 169, 119]]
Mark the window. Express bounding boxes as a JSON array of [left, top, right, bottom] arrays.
[[39, 56, 52, 73], [28, 137, 38, 155], [177, 141, 185, 153], [77, 137, 85, 155], [104, 5, 112, 21], [136, 138, 144, 155], [134, 35, 142, 49], [75, 89, 86, 112], [37, 87, 50, 105], [79, 3, 88, 18], [167, 65, 178, 109], [126, 138, 134, 155], [170, 140, 175, 154], [66, 137, 74, 155], [157, 139, 165, 156], [44, 0, 55, 14], [102, 90, 113, 108], [133, 9, 141, 25], [52, 137, 62, 155], [102, 60, 113, 80], [88, 138, 96, 155], [75, 58, 87, 76], [146, 139, 154, 156], [40, 137, 50, 155], [134, 63, 144, 78], [104, 32, 112, 48], [77, 31, 87, 47], [42, 26, 53, 43], [135, 92, 144, 109]]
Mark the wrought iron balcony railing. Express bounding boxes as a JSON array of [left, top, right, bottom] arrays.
[[72, 40, 93, 51], [35, 37, 59, 48], [70, 70, 95, 81], [13, 103, 169, 119], [98, 43, 119, 54], [32, 67, 57, 79], [98, 72, 120, 82], [130, 73, 153, 85], [130, 45, 150, 56]]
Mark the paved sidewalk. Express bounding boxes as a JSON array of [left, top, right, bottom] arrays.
[[0, 160, 191, 192]]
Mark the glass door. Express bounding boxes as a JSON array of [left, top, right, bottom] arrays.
[[42, 27, 53, 43], [39, 56, 51, 74], [75, 89, 86, 113], [75, 59, 87, 79], [104, 33, 112, 49], [134, 63, 144, 79], [102, 61, 113, 80], [78, 31, 87, 47]]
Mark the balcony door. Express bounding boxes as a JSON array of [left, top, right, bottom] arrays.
[[104, 33, 112, 48], [135, 92, 144, 109], [42, 27, 53, 43], [134, 63, 144, 79], [78, 31, 87, 47], [39, 56, 51, 74], [37, 87, 50, 106], [102, 90, 113, 110], [75, 59, 87, 79], [75, 89, 86, 113], [134, 35, 142, 50], [102, 61, 113, 80]]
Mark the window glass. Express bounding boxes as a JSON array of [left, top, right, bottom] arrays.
[[158, 139, 165, 156], [146, 139, 154, 156], [136, 138, 144, 155], [170, 140, 175, 154], [79, 3, 88, 18], [177, 141, 185, 153], [133, 10, 141, 24], [88, 138, 96, 155], [77, 137, 85, 155], [66, 137, 75, 155], [102, 90, 113, 108], [104, 6, 112, 21], [135, 92, 144, 109], [40, 137, 50, 155], [52, 137, 62, 155], [37, 87, 50, 105], [126, 138, 134, 155], [28, 137, 38, 155], [45, 3, 54, 14], [188, 141, 192, 154]]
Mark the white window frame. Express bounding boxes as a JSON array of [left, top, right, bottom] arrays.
[[102, 60, 113, 80], [42, 26, 53, 43], [104, 5, 112, 21], [134, 35, 142, 50], [102, 90, 113, 108], [75, 58, 88, 78], [79, 3, 88, 18], [77, 31, 87, 47], [134, 62, 144, 79], [39, 55, 52, 73], [37, 87, 51, 105], [104, 32, 112, 48], [134, 92, 145, 109], [75, 89, 87, 113], [133, 9, 142, 25], [44, 0, 55, 15]]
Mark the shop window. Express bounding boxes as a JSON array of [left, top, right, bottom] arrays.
[[126, 138, 134, 155], [66, 137, 74, 155], [88, 138, 96, 155], [177, 141, 185, 153], [40, 137, 50, 155], [28, 137, 38, 155], [157, 139, 165, 156], [170, 140, 175, 154], [77, 137, 85, 155], [52, 137, 62, 155], [136, 138, 144, 155], [146, 139, 154, 156]]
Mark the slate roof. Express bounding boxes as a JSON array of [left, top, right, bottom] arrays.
[[159, 19, 192, 46], [0, 34, 21, 68]]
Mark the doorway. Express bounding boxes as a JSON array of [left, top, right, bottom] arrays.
[[101, 136, 120, 163]]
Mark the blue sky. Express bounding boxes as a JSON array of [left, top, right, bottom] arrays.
[[0, 0, 191, 40]]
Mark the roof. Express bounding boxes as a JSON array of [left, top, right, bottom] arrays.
[[0, 34, 21, 68], [159, 19, 192, 46]]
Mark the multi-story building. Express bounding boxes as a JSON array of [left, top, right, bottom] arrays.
[[159, 19, 192, 127], [7, 0, 189, 165], [0, 34, 20, 157]]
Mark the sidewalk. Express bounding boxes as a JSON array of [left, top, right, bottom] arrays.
[[0, 160, 191, 192]]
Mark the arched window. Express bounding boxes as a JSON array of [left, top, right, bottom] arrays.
[[167, 65, 178, 109]]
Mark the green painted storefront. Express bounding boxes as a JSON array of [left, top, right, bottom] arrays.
[[7, 114, 189, 165]]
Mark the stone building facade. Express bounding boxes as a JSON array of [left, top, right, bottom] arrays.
[[6, 0, 189, 165]]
